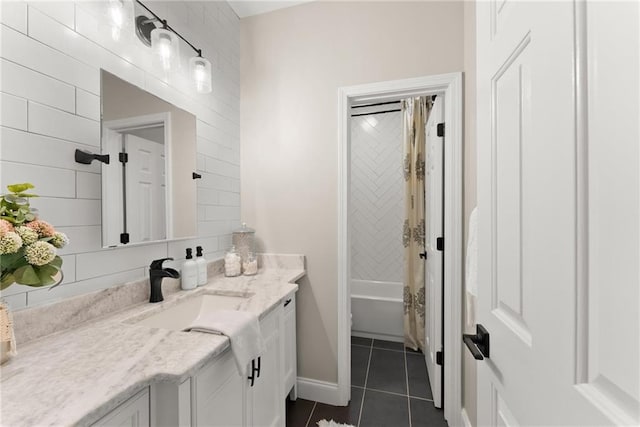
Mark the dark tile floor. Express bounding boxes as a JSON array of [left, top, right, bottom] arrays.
[[286, 337, 449, 427]]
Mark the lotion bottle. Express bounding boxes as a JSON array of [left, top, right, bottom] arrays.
[[195, 246, 208, 286], [181, 248, 198, 290]]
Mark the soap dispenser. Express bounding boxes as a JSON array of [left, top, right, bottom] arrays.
[[181, 248, 198, 290], [195, 246, 208, 286]]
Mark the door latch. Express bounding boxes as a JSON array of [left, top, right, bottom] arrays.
[[463, 324, 490, 360]]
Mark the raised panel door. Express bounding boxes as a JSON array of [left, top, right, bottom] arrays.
[[475, 1, 639, 425]]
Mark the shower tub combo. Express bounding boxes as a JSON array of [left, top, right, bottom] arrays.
[[351, 279, 404, 343]]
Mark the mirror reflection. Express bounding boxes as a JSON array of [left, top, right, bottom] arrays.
[[100, 70, 197, 247]]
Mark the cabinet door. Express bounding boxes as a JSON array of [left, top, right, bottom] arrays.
[[283, 294, 297, 398], [93, 388, 150, 427], [248, 308, 283, 427], [194, 349, 245, 427]]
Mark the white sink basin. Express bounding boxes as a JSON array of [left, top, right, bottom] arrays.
[[131, 293, 254, 332]]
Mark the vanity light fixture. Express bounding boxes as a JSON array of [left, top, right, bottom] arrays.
[[134, 0, 212, 93]]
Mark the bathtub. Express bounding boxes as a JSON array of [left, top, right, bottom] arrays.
[[351, 279, 404, 343]]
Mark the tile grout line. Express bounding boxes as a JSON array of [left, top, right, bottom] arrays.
[[304, 401, 317, 427], [404, 346, 412, 427], [356, 340, 374, 427], [352, 385, 434, 402], [357, 389, 367, 427]]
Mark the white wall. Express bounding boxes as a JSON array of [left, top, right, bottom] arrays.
[[0, 1, 241, 309], [350, 111, 403, 285], [241, 0, 464, 385]]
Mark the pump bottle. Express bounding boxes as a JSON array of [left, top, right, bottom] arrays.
[[195, 246, 208, 286], [181, 248, 198, 290]]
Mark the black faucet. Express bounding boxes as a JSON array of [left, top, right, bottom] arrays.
[[149, 258, 180, 303]]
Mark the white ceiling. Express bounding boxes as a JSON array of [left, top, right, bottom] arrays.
[[228, 0, 315, 18]]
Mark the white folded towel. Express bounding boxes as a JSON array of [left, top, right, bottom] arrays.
[[185, 309, 266, 376]]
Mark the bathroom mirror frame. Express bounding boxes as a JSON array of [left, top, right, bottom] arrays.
[[100, 70, 197, 248]]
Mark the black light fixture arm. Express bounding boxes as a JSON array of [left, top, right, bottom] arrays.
[[135, 0, 204, 57]]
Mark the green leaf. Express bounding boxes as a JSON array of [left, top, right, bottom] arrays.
[[1, 251, 27, 272], [13, 265, 41, 285], [7, 183, 35, 193], [50, 256, 63, 269], [34, 264, 59, 286], [1, 273, 15, 290], [24, 213, 35, 221]]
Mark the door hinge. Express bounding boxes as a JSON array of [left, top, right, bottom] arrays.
[[437, 122, 445, 137], [436, 350, 444, 366], [419, 251, 427, 260], [120, 233, 130, 244], [436, 237, 444, 251], [119, 152, 129, 164]]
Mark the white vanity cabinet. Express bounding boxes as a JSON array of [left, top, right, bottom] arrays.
[[282, 292, 297, 399], [93, 388, 150, 427], [150, 300, 293, 427]]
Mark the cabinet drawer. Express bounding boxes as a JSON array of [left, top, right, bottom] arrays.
[[92, 388, 149, 427], [283, 294, 295, 314]]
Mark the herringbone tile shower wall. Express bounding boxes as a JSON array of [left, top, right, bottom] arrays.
[[350, 112, 403, 284]]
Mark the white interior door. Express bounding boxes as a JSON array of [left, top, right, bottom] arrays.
[[124, 134, 166, 243], [475, 1, 639, 426], [424, 96, 444, 408]]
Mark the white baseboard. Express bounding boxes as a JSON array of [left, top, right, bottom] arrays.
[[461, 408, 473, 427], [296, 377, 343, 406]]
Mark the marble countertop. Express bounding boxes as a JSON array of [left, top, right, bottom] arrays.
[[0, 255, 304, 426]]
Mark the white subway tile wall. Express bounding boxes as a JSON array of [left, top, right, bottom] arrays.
[[350, 112, 405, 284], [0, 0, 240, 308]]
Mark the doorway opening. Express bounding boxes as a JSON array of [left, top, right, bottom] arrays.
[[337, 73, 464, 426], [102, 113, 171, 247]]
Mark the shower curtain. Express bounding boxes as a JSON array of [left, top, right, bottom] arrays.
[[402, 97, 432, 352]]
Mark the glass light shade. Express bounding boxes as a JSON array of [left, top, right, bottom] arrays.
[[109, 0, 124, 41], [109, 0, 124, 27], [189, 56, 212, 94], [151, 27, 179, 72]]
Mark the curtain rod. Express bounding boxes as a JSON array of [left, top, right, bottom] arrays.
[[352, 101, 400, 109], [351, 109, 401, 117], [352, 95, 437, 110]]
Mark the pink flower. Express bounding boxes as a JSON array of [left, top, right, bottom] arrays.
[[25, 220, 55, 238], [0, 219, 14, 237]]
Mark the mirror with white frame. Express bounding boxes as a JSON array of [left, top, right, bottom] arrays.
[[100, 70, 197, 247]]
